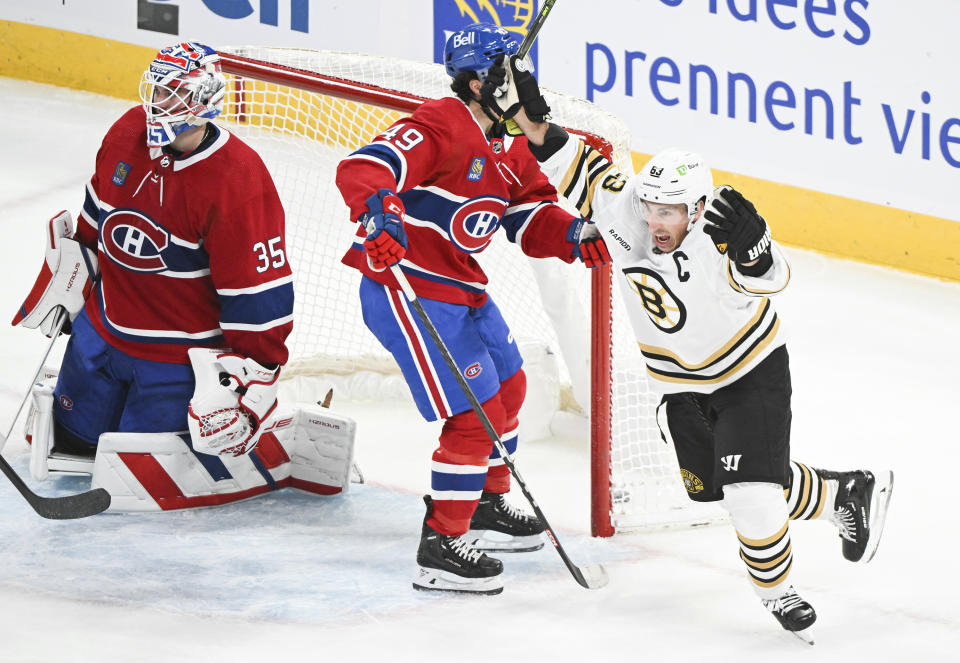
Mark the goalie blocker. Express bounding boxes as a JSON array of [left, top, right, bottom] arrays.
[[25, 372, 357, 511]]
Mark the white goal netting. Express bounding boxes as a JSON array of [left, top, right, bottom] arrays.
[[217, 47, 721, 531]]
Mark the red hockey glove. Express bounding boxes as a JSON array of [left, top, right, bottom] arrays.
[[569, 218, 611, 268], [361, 189, 407, 271]]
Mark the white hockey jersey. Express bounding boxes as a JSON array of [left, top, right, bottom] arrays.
[[536, 135, 791, 394]]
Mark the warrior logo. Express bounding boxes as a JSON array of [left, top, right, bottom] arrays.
[[101, 209, 170, 272], [721, 454, 743, 472], [447, 196, 507, 253], [622, 266, 687, 333]]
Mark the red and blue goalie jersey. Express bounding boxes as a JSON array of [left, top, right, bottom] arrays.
[[337, 97, 577, 306], [75, 106, 293, 366]]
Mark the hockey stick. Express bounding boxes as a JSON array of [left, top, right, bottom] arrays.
[[0, 313, 111, 519], [389, 265, 608, 590], [516, 0, 558, 59], [0, 452, 111, 520]]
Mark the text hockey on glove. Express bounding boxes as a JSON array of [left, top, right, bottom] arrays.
[[702, 186, 771, 264], [361, 189, 407, 271]]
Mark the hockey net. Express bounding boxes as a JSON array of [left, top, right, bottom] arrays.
[[217, 47, 721, 534]]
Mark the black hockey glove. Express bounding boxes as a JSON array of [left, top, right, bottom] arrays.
[[480, 55, 551, 124], [703, 186, 772, 265]]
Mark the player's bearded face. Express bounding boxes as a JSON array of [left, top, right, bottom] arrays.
[[640, 200, 690, 252]]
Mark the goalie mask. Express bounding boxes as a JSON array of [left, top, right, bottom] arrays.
[[138, 42, 226, 148], [634, 148, 713, 231], [443, 23, 520, 80]]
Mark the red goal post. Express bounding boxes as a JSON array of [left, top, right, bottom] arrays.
[[216, 48, 715, 536]]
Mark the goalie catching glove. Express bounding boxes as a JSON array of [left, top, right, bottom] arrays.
[[703, 186, 772, 266], [480, 54, 551, 134], [361, 189, 407, 271], [187, 348, 281, 457], [12, 210, 98, 337]]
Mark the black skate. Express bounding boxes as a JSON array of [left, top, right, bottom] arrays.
[[466, 491, 545, 553], [818, 469, 894, 563], [413, 495, 503, 595], [762, 586, 817, 645]]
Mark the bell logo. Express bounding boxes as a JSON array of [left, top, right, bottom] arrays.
[[452, 32, 475, 48]]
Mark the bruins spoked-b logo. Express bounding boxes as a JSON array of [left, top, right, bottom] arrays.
[[622, 266, 686, 333]]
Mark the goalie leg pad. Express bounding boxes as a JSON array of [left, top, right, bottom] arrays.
[[92, 431, 294, 512], [91, 404, 356, 511], [28, 380, 56, 481], [26, 372, 97, 480]]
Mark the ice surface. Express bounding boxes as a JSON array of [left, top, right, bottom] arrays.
[[0, 78, 957, 662]]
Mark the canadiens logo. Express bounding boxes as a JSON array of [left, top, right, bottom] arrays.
[[59, 395, 74, 410], [464, 362, 482, 378], [101, 209, 170, 272], [447, 196, 507, 253]]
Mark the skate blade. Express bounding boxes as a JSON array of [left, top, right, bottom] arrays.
[[861, 470, 894, 564], [466, 529, 545, 553], [412, 565, 504, 595], [787, 627, 815, 646]]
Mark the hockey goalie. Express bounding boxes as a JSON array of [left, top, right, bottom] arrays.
[[11, 42, 356, 512]]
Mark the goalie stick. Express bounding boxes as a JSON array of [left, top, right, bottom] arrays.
[[389, 265, 608, 590], [0, 313, 111, 519], [0, 453, 111, 520]]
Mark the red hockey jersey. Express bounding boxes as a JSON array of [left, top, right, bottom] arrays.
[[75, 106, 293, 365], [336, 97, 577, 307]]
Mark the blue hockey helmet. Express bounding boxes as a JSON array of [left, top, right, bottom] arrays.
[[138, 42, 226, 148], [443, 23, 520, 80]]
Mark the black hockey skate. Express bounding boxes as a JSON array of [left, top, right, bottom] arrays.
[[466, 491, 545, 553], [762, 586, 817, 645], [413, 495, 503, 595], [818, 468, 894, 563]]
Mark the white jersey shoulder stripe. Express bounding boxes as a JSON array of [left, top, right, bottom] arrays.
[[219, 314, 294, 332], [217, 274, 294, 296]]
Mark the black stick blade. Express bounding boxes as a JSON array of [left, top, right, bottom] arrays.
[[30, 488, 112, 520], [0, 455, 111, 520]]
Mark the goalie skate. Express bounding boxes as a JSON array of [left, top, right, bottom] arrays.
[[413, 496, 503, 595], [466, 491, 545, 553]]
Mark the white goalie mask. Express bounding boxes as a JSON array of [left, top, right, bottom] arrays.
[[138, 42, 226, 148], [633, 148, 713, 231]]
